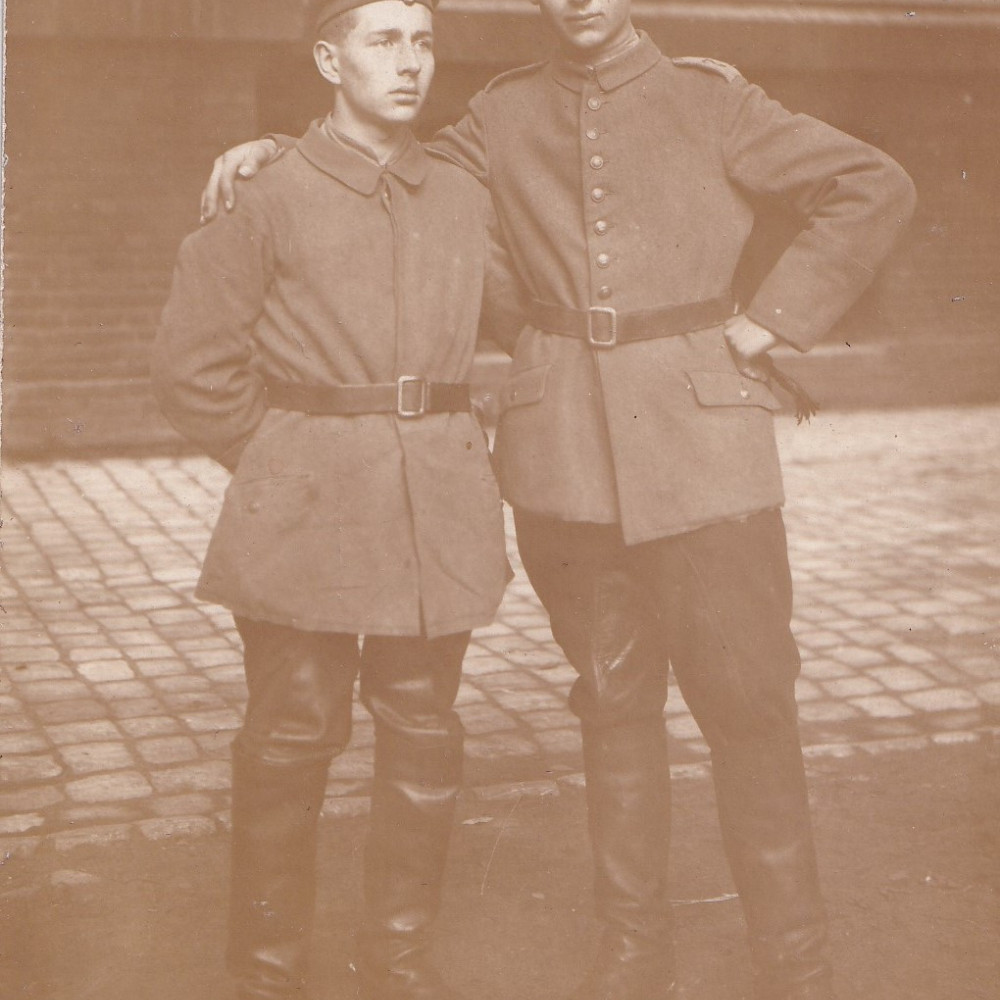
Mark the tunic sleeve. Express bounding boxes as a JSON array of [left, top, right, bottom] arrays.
[[152, 197, 274, 470], [722, 80, 916, 351], [480, 199, 529, 355], [427, 90, 490, 185]]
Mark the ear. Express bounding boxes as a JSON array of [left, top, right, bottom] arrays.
[[313, 40, 341, 86]]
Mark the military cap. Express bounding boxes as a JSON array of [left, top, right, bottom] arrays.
[[312, 0, 437, 35]]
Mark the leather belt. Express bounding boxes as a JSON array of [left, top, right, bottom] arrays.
[[529, 293, 735, 349], [264, 376, 471, 419]]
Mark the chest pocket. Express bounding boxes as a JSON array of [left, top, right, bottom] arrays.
[[685, 370, 781, 411]]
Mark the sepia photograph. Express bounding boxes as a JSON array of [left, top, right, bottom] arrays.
[[1, 2, 998, 999]]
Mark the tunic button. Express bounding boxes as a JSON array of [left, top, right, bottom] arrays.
[[740, 388, 751, 400], [248, 500, 261, 514], [598, 285, 613, 300], [587, 96, 602, 111], [591, 187, 606, 202], [596, 253, 611, 268], [586, 128, 599, 141], [590, 155, 605, 170], [594, 220, 609, 235]]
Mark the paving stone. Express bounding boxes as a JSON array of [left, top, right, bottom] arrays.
[[534, 728, 582, 755], [464, 733, 539, 759], [0, 753, 63, 783], [885, 644, 937, 665], [139, 816, 217, 841], [491, 688, 566, 713], [2, 646, 63, 664], [109, 698, 166, 719], [65, 771, 153, 803], [68, 646, 122, 664], [797, 702, 861, 723], [4, 662, 74, 683], [0, 837, 42, 859], [0, 713, 33, 734], [95, 679, 155, 701], [850, 696, 914, 719], [0, 732, 50, 754], [0, 812, 46, 836], [134, 658, 189, 677], [59, 742, 136, 774], [17, 679, 91, 703], [974, 680, 1000, 705], [180, 709, 242, 733], [322, 796, 370, 819], [457, 703, 519, 735], [0, 785, 64, 813], [474, 779, 559, 803], [795, 631, 844, 650], [150, 761, 231, 793], [194, 731, 234, 756], [77, 659, 137, 683], [867, 665, 935, 692], [902, 688, 982, 712], [136, 736, 200, 765], [826, 646, 888, 668], [821, 677, 883, 699], [45, 720, 123, 745], [149, 793, 216, 817], [53, 824, 133, 851]]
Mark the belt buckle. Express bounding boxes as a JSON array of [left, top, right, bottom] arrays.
[[396, 376, 428, 418], [587, 306, 618, 349]]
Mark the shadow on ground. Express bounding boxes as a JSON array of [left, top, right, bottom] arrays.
[[2, 738, 997, 1000]]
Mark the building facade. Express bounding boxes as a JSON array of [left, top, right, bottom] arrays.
[[4, 0, 999, 453]]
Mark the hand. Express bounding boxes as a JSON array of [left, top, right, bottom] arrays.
[[200, 139, 281, 223], [723, 314, 778, 379]]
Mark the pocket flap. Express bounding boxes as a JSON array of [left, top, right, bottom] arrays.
[[499, 364, 550, 411], [686, 370, 781, 411]]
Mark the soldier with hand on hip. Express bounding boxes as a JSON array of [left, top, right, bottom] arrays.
[[154, 2, 517, 998], [200, 2, 916, 998]]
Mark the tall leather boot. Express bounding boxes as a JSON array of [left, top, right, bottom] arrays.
[[227, 746, 330, 999], [572, 719, 676, 1000], [354, 726, 465, 1000], [712, 739, 834, 1000]]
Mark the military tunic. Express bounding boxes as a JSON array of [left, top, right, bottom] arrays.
[[154, 121, 509, 638], [431, 34, 916, 544]]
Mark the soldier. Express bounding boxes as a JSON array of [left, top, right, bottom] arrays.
[[199, 1, 916, 998], [153, 2, 512, 998]]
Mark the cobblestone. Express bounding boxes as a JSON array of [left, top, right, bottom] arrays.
[[0, 406, 998, 844]]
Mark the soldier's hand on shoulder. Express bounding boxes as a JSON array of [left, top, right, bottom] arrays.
[[200, 139, 282, 224]]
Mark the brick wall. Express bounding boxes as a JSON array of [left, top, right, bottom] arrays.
[[3, 22, 999, 455]]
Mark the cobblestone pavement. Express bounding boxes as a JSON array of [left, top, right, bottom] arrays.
[[2, 406, 999, 853]]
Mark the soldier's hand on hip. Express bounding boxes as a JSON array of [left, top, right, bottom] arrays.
[[723, 315, 779, 379], [200, 139, 282, 223]]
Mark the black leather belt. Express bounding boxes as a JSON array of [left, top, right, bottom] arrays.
[[529, 293, 735, 349], [264, 377, 471, 419]]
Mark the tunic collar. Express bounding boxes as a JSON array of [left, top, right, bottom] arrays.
[[296, 117, 430, 195], [549, 30, 662, 94]]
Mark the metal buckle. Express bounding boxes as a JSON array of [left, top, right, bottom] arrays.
[[587, 307, 618, 349], [396, 376, 428, 418]]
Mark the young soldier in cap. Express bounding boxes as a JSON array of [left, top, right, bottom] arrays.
[[154, 2, 512, 997], [200, 1, 916, 997]]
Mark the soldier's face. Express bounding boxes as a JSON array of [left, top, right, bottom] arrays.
[[532, 0, 634, 57], [317, 1, 435, 130]]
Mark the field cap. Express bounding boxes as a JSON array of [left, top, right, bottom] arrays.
[[313, 0, 437, 35]]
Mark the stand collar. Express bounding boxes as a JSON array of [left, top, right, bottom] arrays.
[[549, 30, 662, 94]]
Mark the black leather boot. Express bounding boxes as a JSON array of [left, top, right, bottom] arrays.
[[354, 727, 465, 1000], [712, 739, 834, 1000], [572, 720, 676, 1000], [227, 747, 329, 1000]]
